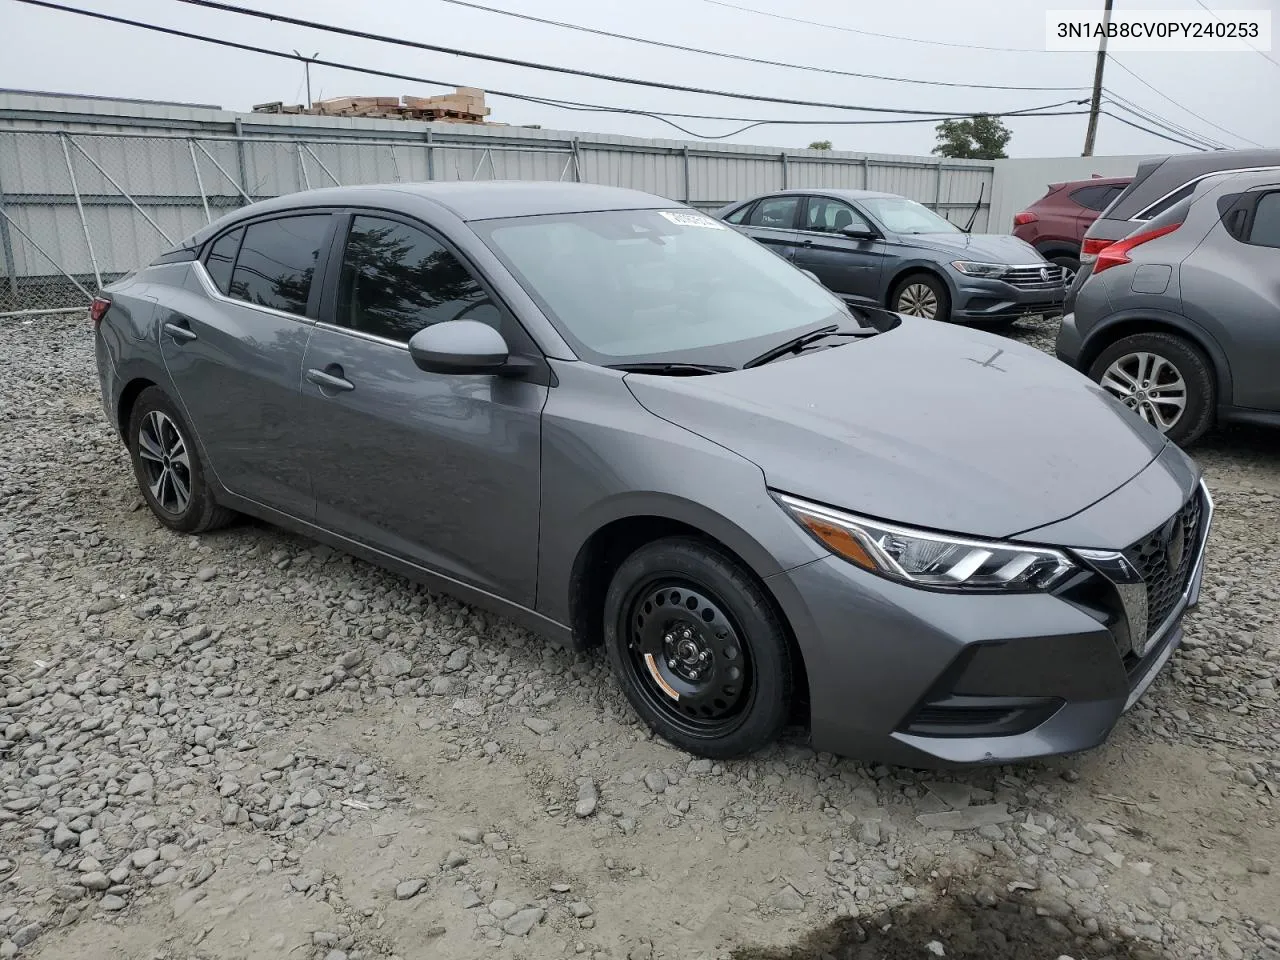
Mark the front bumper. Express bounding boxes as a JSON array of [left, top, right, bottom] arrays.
[[768, 478, 1211, 768], [1055, 311, 1085, 367], [952, 275, 1066, 322]]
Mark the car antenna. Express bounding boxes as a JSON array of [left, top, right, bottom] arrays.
[[963, 180, 985, 234]]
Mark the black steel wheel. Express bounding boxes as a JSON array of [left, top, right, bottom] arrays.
[[603, 537, 792, 758]]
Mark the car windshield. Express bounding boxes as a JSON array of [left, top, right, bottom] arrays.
[[472, 208, 860, 366], [860, 197, 961, 235]]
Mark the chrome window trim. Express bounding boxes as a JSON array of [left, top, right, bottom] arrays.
[[192, 260, 314, 325], [312, 320, 410, 352], [1132, 165, 1280, 221]]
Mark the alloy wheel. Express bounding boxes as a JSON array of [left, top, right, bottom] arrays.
[[897, 283, 939, 319], [622, 579, 753, 738], [136, 410, 192, 514], [1099, 351, 1187, 433]]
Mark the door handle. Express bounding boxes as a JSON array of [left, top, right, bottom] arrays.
[[162, 320, 197, 343], [305, 366, 354, 393], [799, 239, 814, 246]]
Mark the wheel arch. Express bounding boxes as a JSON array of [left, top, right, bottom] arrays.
[[1077, 311, 1232, 404], [883, 263, 955, 310]]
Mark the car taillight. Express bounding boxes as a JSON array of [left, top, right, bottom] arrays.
[[89, 296, 111, 326], [1079, 237, 1111, 262], [1091, 223, 1180, 276], [1013, 212, 1038, 226]]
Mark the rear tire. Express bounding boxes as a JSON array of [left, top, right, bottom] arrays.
[[1087, 333, 1215, 446], [127, 386, 235, 533], [890, 272, 951, 322], [1049, 254, 1080, 287], [603, 537, 792, 759]]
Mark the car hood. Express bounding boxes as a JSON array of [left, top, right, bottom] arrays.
[[625, 317, 1166, 540], [898, 231, 1044, 263]]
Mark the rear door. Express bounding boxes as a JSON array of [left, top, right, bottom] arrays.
[[159, 212, 334, 517], [733, 195, 802, 261], [791, 195, 888, 303]]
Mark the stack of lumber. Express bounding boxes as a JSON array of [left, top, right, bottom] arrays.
[[252, 88, 492, 124]]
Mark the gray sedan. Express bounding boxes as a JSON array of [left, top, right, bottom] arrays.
[[718, 188, 1067, 325], [94, 182, 1209, 766]]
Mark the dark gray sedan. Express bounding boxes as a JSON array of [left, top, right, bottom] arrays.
[[718, 188, 1067, 324], [94, 182, 1210, 767]]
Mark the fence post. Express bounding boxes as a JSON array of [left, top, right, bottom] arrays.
[[65, 137, 173, 245], [296, 142, 312, 190], [233, 118, 250, 205], [0, 163, 17, 301], [188, 139, 212, 224], [425, 128, 435, 181], [780, 152, 789, 190], [60, 134, 102, 291], [682, 146, 691, 204], [572, 137, 582, 181], [933, 161, 944, 212]]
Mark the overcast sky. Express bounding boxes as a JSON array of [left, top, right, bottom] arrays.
[[4, 0, 1278, 157]]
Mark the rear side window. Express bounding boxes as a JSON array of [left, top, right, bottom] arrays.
[[1137, 183, 1194, 221], [203, 227, 243, 296], [1217, 193, 1251, 241], [1249, 192, 1280, 248], [745, 196, 801, 229], [1070, 184, 1115, 211], [336, 215, 497, 342], [228, 215, 330, 316]]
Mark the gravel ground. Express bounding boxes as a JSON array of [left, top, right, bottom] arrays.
[[1, 313, 1277, 960]]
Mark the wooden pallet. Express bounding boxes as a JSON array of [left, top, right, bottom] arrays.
[[253, 88, 491, 124]]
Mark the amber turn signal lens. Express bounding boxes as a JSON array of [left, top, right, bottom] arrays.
[[795, 514, 879, 572]]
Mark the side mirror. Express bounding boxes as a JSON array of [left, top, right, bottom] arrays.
[[840, 226, 878, 240], [408, 320, 513, 376]]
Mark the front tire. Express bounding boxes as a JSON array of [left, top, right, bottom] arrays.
[[890, 272, 951, 322], [1087, 333, 1215, 446], [603, 538, 793, 759], [1049, 254, 1080, 287], [127, 386, 235, 533]]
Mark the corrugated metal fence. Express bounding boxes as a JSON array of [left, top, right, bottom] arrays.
[[0, 110, 996, 317]]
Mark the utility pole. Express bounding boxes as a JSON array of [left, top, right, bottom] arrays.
[[294, 50, 319, 109], [1082, 0, 1114, 156]]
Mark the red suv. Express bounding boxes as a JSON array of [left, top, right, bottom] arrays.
[[1012, 176, 1132, 284]]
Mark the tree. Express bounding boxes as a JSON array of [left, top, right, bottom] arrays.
[[931, 115, 1011, 160], [807, 139, 832, 150]]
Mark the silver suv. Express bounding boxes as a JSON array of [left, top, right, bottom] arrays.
[[1057, 168, 1280, 445]]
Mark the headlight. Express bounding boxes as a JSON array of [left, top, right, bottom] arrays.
[[951, 261, 1008, 278], [775, 494, 1076, 592]]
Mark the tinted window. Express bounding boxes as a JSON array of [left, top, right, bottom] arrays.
[[803, 197, 873, 234], [1217, 192, 1251, 241], [1249, 191, 1280, 248], [1138, 183, 1194, 221], [745, 196, 801, 229], [336, 216, 495, 342], [229, 215, 329, 315], [724, 202, 755, 225], [1070, 184, 1113, 211], [204, 227, 243, 296]]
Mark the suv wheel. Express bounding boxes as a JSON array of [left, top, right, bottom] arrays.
[[603, 537, 793, 759], [1088, 333, 1215, 445], [890, 273, 950, 321], [1049, 254, 1080, 287], [127, 386, 236, 533]]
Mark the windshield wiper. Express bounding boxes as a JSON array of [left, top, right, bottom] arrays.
[[743, 324, 845, 369], [607, 362, 735, 376]]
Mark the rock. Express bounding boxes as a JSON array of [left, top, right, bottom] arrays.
[[373, 652, 412, 678], [171, 888, 207, 918], [3, 797, 40, 812], [195, 566, 218, 581], [1148, 886, 1172, 909], [915, 803, 1012, 831], [124, 772, 154, 797], [687, 758, 713, 775], [570, 902, 593, 919], [523, 717, 554, 735], [488, 899, 519, 920], [927, 942, 946, 957], [860, 819, 882, 846], [924, 782, 971, 810], [575, 780, 599, 818], [444, 648, 470, 672], [395, 879, 427, 900], [643, 771, 668, 794], [300, 790, 324, 809], [132, 848, 159, 869], [503, 907, 544, 937], [100, 895, 126, 912], [457, 827, 483, 844], [766, 886, 805, 912], [52, 824, 78, 849], [337, 650, 363, 669], [444, 851, 468, 869], [11, 925, 41, 948], [1248, 858, 1273, 875], [78, 872, 110, 891]]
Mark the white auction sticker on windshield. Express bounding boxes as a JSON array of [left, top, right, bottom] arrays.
[[659, 210, 725, 229]]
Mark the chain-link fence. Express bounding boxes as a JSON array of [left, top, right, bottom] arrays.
[[0, 126, 994, 319]]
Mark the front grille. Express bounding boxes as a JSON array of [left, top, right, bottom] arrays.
[[1001, 264, 1066, 289], [1123, 492, 1204, 640]]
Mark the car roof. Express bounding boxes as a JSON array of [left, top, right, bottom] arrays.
[[1105, 148, 1280, 221], [179, 181, 676, 251], [764, 188, 903, 202]]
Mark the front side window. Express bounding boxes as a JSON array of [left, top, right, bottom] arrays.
[[724, 202, 755, 225], [203, 227, 243, 295], [474, 208, 857, 366], [858, 197, 959, 235], [336, 216, 496, 342], [228, 215, 330, 315], [745, 196, 801, 230], [804, 197, 873, 234]]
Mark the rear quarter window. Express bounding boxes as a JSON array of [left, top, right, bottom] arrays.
[[203, 227, 244, 296]]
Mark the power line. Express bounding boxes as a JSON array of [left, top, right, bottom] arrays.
[[158, 0, 1074, 117], [8, 0, 1087, 141], [428, 0, 1087, 92], [1104, 54, 1262, 147], [1191, 0, 1280, 71], [1103, 92, 1228, 150], [698, 0, 1053, 53], [1100, 110, 1209, 151]]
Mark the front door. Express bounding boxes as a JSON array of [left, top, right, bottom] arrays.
[[158, 213, 334, 517], [792, 196, 888, 303], [735, 195, 803, 261], [298, 213, 546, 606]]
